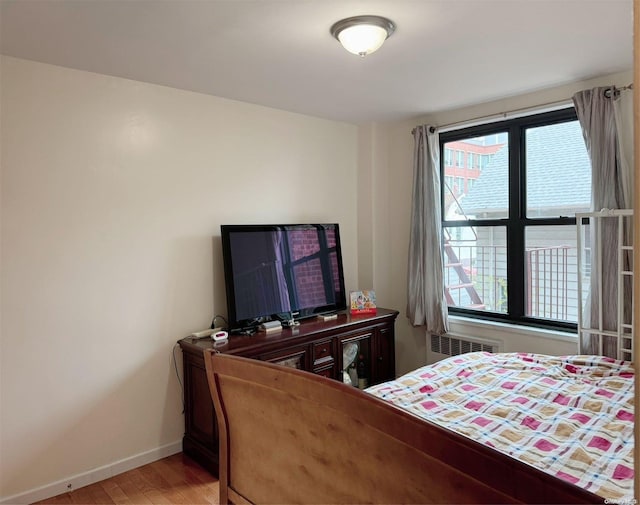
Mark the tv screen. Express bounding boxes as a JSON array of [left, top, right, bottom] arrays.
[[221, 223, 347, 332]]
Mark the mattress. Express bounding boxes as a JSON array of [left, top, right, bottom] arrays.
[[366, 352, 634, 499]]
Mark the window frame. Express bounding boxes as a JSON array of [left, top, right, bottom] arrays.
[[439, 107, 582, 332]]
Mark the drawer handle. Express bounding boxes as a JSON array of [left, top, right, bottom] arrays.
[[322, 348, 327, 353], [378, 356, 383, 361]]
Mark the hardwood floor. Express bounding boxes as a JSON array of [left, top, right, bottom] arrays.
[[32, 453, 219, 504]]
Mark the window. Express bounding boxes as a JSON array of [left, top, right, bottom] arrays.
[[440, 108, 591, 331], [467, 152, 475, 169], [445, 175, 454, 189], [455, 150, 464, 167], [444, 148, 453, 166]]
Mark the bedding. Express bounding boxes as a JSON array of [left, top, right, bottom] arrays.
[[367, 352, 634, 500]]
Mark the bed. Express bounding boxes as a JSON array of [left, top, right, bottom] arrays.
[[203, 209, 634, 504], [204, 348, 633, 504], [368, 351, 634, 500]]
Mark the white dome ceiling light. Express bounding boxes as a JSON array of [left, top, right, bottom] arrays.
[[330, 15, 395, 57]]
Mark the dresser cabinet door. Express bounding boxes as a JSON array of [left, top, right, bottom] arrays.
[[339, 332, 373, 389], [182, 352, 218, 473], [373, 325, 396, 383]]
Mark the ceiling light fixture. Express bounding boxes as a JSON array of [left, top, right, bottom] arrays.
[[330, 15, 395, 57]]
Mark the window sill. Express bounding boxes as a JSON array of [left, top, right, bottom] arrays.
[[448, 315, 578, 345]]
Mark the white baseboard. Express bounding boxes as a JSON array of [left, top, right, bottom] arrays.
[[0, 440, 182, 505]]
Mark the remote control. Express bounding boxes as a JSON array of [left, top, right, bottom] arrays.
[[191, 329, 215, 338]]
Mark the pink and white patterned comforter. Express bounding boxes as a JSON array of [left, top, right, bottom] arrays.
[[367, 352, 634, 499]]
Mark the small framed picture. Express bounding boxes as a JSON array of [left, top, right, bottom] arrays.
[[350, 290, 377, 315]]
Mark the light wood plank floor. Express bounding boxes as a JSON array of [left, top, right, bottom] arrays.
[[32, 453, 219, 504]]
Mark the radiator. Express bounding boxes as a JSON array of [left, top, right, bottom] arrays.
[[429, 333, 502, 363]]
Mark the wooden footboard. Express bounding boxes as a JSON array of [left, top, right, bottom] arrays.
[[204, 352, 602, 504]]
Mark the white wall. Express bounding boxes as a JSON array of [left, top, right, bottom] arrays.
[[0, 56, 359, 501], [372, 70, 634, 374], [363, 119, 418, 375]]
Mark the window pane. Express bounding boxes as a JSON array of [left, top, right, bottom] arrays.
[[443, 135, 508, 221], [444, 226, 507, 314], [525, 120, 591, 217], [525, 225, 578, 323]]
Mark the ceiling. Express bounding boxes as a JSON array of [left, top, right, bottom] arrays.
[[0, 0, 633, 124]]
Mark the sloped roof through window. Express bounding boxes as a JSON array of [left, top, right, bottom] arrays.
[[459, 120, 591, 217]]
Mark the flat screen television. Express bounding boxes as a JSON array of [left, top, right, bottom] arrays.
[[220, 223, 347, 332]]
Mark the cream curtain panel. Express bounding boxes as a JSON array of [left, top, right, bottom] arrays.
[[573, 86, 634, 358], [406, 125, 449, 335]]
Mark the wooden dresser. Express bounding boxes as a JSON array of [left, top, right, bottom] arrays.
[[178, 307, 398, 474]]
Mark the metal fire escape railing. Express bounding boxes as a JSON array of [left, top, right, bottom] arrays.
[[442, 181, 486, 310], [526, 246, 571, 320], [443, 240, 485, 309], [445, 242, 574, 319]]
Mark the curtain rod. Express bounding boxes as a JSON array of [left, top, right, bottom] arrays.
[[413, 97, 573, 135], [413, 82, 634, 135], [604, 83, 634, 98]]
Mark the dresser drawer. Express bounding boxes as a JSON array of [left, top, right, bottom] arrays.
[[314, 367, 334, 379], [313, 340, 334, 366]]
